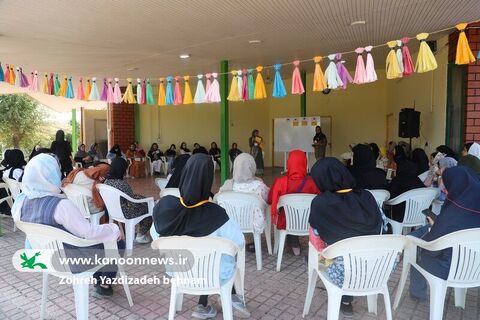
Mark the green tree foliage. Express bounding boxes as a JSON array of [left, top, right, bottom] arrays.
[[0, 94, 46, 149]]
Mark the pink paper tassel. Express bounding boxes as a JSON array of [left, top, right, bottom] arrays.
[[291, 60, 305, 95], [364, 46, 378, 83], [100, 78, 108, 101], [29, 71, 39, 91], [107, 78, 114, 103], [174, 76, 183, 105], [19, 67, 29, 87], [205, 72, 221, 103], [205, 73, 211, 94], [242, 68, 248, 101], [141, 79, 147, 104], [113, 78, 122, 103], [76, 77, 85, 100], [353, 48, 366, 84], [401, 37, 415, 76]]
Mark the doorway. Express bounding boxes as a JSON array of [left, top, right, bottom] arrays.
[[94, 119, 108, 158]]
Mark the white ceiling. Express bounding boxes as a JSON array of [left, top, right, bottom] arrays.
[[0, 0, 479, 82]]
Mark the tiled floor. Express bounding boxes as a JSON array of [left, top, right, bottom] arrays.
[[1, 170, 479, 319]]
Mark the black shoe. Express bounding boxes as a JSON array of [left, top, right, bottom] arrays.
[[95, 284, 113, 297], [340, 302, 353, 317]]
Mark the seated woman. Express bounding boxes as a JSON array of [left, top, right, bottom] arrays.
[[62, 162, 110, 214], [436, 145, 458, 160], [104, 158, 152, 244], [309, 157, 383, 316], [229, 142, 242, 163], [74, 144, 93, 167], [467, 142, 480, 160], [106, 144, 125, 160], [192, 143, 208, 154], [350, 144, 387, 189], [153, 154, 249, 319], [268, 150, 319, 255], [409, 166, 480, 300], [89, 143, 104, 161], [165, 154, 190, 188], [458, 153, 480, 176], [164, 144, 177, 173], [125, 143, 146, 178], [411, 148, 430, 176], [148, 143, 164, 175], [11, 154, 122, 296], [219, 153, 269, 236], [1, 149, 26, 181], [384, 146, 424, 222], [179, 142, 191, 155], [209, 142, 221, 168]]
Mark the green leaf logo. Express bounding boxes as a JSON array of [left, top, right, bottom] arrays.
[[19, 251, 47, 270]]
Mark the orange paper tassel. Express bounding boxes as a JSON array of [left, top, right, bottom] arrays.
[[158, 77, 166, 106], [455, 23, 476, 65], [254, 66, 267, 99], [84, 78, 91, 101], [183, 76, 193, 104], [59, 76, 68, 96], [313, 56, 327, 91]]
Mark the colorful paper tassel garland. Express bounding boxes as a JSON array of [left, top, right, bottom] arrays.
[[59, 76, 67, 96], [325, 54, 343, 89], [272, 64, 287, 98], [386, 40, 402, 79], [336, 54, 353, 89], [76, 77, 85, 100], [353, 49, 366, 84], [165, 76, 174, 105], [313, 56, 327, 91], [146, 79, 154, 105], [157, 78, 166, 106], [205, 72, 221, 103], [100, 78, 108, 101], [113, 78, 122, 103], [401, 37, 415, 76], [122, 78, 136, 104], [89, 77, 100, 101], [193, 75, 206, 104], [42, 74, 49, 94], [365, 46, 378, 83], [291, 60, 305, 95], [227, 70, 240, 101], [174, 76, 183, 105], [106, 79, 114, 103], [182, 76, 192, 104], [455, 23, 476, 65], [415, 33, 438, 73], [254, 66, 267, 99], [54, 74, 61, 96], [30, 71, 38, 91], [247, 69, 255, 100]]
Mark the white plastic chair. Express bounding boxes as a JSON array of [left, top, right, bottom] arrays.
[[3, 177, 22, 199], [96, 184, 153, 256], [393, 228, 480, 320], [151, 236, 244, 320], [0, 182, 14, 232], [274, 193, 316, 271], [62, 184, 105, 225], [214, 191, 271, 270], [155, 178, 169, 191], [303, 235, 406, 320], [431, 199, 444, 215], [15, 220, 133, 320], [160, 188, 180, 198], [384, 188, 438, 234], [367, 189, 390, 210]]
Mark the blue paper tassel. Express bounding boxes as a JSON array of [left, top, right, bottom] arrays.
[[66, 76, 74, 99], [272, 64, 287, 98], [477, 51, 480, 59], [0, 63, 3, 82], [165, 76, 174, 105]]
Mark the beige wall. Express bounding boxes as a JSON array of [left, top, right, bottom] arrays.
[[136, 37, 448, 167], [82, 109, 107, 147]]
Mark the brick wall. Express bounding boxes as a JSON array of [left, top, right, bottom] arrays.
[[109, 102, 135, 152], [449, 22, 480, 142]]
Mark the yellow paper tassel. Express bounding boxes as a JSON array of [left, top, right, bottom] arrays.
[[386, 41, 402, 79], [122, 78, 136, 104], [227, 70, 241, 101], [415, 33, 438, 73], [183, 76, 193, 104], [84, 78, 91, 101], [157, 78, 166, 106], [254, 66, 267, 99], [455, 23, 476, 65], [42, 74, 49, 93], [9, 66, 15, 85], [312, 56, 327, 91], [59, 76, 68, 96]]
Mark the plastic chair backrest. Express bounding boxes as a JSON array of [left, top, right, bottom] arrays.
[[155, 178, 169, 190], [62, 185, 91, 218], [395, 188, 437, 224], [15, 220, 102, 276], [214, 191, 266, 232], [367, 189, 390, 209], [322, 235, 406, 292], [4, 177, 22, 198], [96, 184, 127, 220], [277, 193, 316, 233], [151, 236, 238, 290], [160, 188, 180, 198]]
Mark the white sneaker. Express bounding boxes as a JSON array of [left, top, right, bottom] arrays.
[[232, 294, 251, 319], [191, 304, 217, 319], [135, 234, 150, 244]]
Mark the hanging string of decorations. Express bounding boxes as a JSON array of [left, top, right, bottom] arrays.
[[0, 21, 478, 106]]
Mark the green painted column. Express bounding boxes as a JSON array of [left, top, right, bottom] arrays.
[[71, 108, 78, 153], [134, 104, 141, 143], [300, 70, 307, 117], [220, 60, 229, 183]]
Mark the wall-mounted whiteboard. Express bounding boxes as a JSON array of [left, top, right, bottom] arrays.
[[274, 116, 331, 153]]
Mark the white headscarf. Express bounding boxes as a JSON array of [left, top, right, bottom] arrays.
[[468, 142, 480, 160], [12, 154, 64, 220], [219, 153, 259, 192], [439, 157, 458, 169]]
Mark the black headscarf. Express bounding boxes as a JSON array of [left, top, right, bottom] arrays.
[[106, 157, 128, 180], [55, 130, 65, 142], [388, 156, 424, 199], [165, 154, 190, 188], [458, 155, 480, 176], [1, 149, 26, 179], [1, 149, 11, 167], [411, 148, 429, 175], [109, 144, 123, 157], [309, 158, 382, 244], [436, 145, 458, 160], [153, 154, 229, 237], [351, 144, 387, 189], [369, 143, 380, 160]]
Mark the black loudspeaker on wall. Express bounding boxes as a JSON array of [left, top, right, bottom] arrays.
[[398, 108, 421, 138]]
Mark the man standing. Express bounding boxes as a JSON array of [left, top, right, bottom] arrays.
[[312, 126, 327, 160]]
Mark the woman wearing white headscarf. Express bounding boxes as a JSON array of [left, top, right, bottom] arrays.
[[12, 153, 122, 296], [468, 142, 480, 160], [219, 153, 269, 234]]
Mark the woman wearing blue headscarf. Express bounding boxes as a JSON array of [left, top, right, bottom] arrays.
[[12, 153, 123, 296]]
